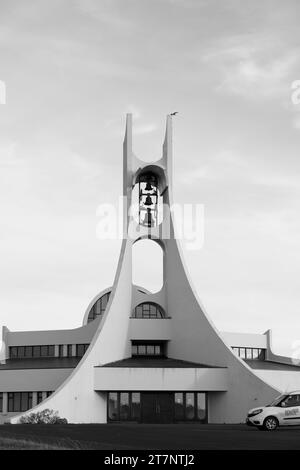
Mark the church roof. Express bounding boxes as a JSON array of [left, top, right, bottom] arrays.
[[0, 357, 81, 370], [98, 357, 225, 368]]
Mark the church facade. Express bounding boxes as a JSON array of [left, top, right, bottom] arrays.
[[1, 115, 299, 424]]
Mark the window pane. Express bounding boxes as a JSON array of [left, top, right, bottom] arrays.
[[135, 306, 142, 318], [21, 392, 28, 412], [67, 345, 72, 357], [33, 346, 40, 357], [37, 392, 43, 404], [258, 349, 265, 360], [101, 293, 109, 312], [77, 345, 85, 357], [239, 348, 246, 359], [41, 346, 48, 357], [10, 347, 17, 358], [18, 346, 25, 358], [28, 393, 33, 410], [131, 393, 141, 421], [25, 346, 33, 357], [185, 393, 195, 420], [108, 393, 118, 421], [246, 349, 252, 360], [252, 349, 259, 360], [174, 393, 184, 420], [147, 345, 155, 355], [132, 345, 138, 355], [154, 345, 161, 355], [120, 393, 130, 420], [139, 345, 146, 355], [8, 393, 14, 412], [197, 393, 206, 421], [0, 393, 3, 413], [14, 392, 21, 412]]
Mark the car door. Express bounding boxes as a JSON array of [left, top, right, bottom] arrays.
[[281, 394, 300, 426]]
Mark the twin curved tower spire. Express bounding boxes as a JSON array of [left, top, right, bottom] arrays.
[[10, 115, 278, 424]]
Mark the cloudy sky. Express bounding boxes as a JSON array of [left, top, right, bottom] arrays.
[[0, 0, 300, 355]]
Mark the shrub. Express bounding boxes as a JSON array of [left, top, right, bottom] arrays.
[[19, 409, 68, 425]]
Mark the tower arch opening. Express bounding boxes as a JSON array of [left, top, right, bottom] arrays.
[[132, 238, 164, 293]]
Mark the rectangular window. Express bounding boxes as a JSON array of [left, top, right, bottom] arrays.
[[40, 345, 48, 357], [234, 347, 266, 361], [8, 392, 21, 412], [174, 392, 184, 421], [8, 392, 33, 412], [258, 349, 265, 361], [239, 348, 246, 359], [131, 393, 141, 421], [18, 346, 25, 358], [120, 393, 130, 420], [131, 342, 164, 357], [67, 345, 73, 357], [197, 393, 206, 421], [10, 345, 56, 359], [10, 347, 18, 359], [246, 348, 252, 360], [25, 346, 33, 357], [108, 392, 119, 421], [108, 392, 141, 422], [252, 348, 259, 360], [146, 345, 155, 355], [76, 344, 89, 357], [37, 392, 43, 404], [8, 393, 14, 412], [33, 346, 41, 357], [59, 345, 64, 357], [185, 393, 195, 420], [0, 393, 3, 412]]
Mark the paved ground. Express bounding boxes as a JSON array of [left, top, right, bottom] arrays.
[[1, 423, 300, 449]]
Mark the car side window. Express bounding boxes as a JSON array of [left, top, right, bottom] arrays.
[[283, 395, 300, 407]]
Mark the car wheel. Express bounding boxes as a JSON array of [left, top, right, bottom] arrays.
[[263, 416, 278, 431]]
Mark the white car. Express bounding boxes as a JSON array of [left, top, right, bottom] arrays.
[[246, 391, 300, 431]]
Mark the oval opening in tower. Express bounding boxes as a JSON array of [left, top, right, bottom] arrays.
[[132, 239, 163, 293], [132, 171, 163, 227]]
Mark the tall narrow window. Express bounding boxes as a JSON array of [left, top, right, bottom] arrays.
[[174, 393, 184, 421], [108, 392, 118, 421], [185, 393, 195, 420], [37, 392, 43, 404]]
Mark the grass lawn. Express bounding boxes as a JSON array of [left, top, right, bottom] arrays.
[[1, 423, 300, 450]]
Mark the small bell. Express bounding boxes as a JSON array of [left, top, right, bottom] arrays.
[[143, 208, 154, 227], [144, 194, 153, 206], [145, 181, 152, 191]]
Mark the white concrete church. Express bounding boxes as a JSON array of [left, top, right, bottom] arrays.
[[1, 114, 300, 424]]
